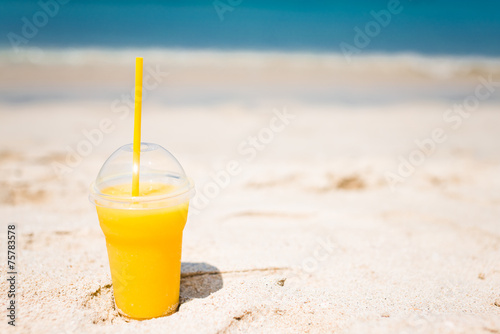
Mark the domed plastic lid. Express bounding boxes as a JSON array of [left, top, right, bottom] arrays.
[[89, 143, 195, 209]]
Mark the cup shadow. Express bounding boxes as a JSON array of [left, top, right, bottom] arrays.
[[179, 262, 223, 305]]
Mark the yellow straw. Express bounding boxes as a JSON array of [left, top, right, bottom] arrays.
[[132, 57, 143, 196]]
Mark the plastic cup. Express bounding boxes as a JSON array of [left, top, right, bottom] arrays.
[[89, 143, 195, 319]]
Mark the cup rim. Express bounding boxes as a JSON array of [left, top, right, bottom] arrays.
[[89, 177, 195, 208]]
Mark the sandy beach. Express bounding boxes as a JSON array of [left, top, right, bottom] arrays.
[[0, 50, 499, 333]]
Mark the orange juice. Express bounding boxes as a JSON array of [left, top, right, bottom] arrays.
[[95, 183, 189, 319]]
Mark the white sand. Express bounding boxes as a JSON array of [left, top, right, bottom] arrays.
[[0, 51, 499, 333]]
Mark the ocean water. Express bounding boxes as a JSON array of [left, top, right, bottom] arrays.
[[1, 0, 500, 56], [2, 1, 500, 106]]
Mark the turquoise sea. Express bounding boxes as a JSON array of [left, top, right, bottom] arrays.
[[1, 0, 500, 55]]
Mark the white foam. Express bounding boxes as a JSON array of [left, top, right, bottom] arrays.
[[1, 46, 500, 83]]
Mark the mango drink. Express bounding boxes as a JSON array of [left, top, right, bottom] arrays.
[[96, 183, 189, 319], [90, 142, 195, 320], [91, 59, 195, 319]]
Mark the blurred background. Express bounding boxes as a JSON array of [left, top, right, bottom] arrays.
[[2, 0, 500, 53], [1, 0, 500, 105]]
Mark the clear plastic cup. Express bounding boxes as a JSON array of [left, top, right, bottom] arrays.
[[89, 142, 195, 319]]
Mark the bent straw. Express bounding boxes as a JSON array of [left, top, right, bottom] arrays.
[[132, 57, 143, 196]]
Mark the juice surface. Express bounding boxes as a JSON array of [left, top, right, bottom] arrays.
[[96, 183, 189, 319]]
